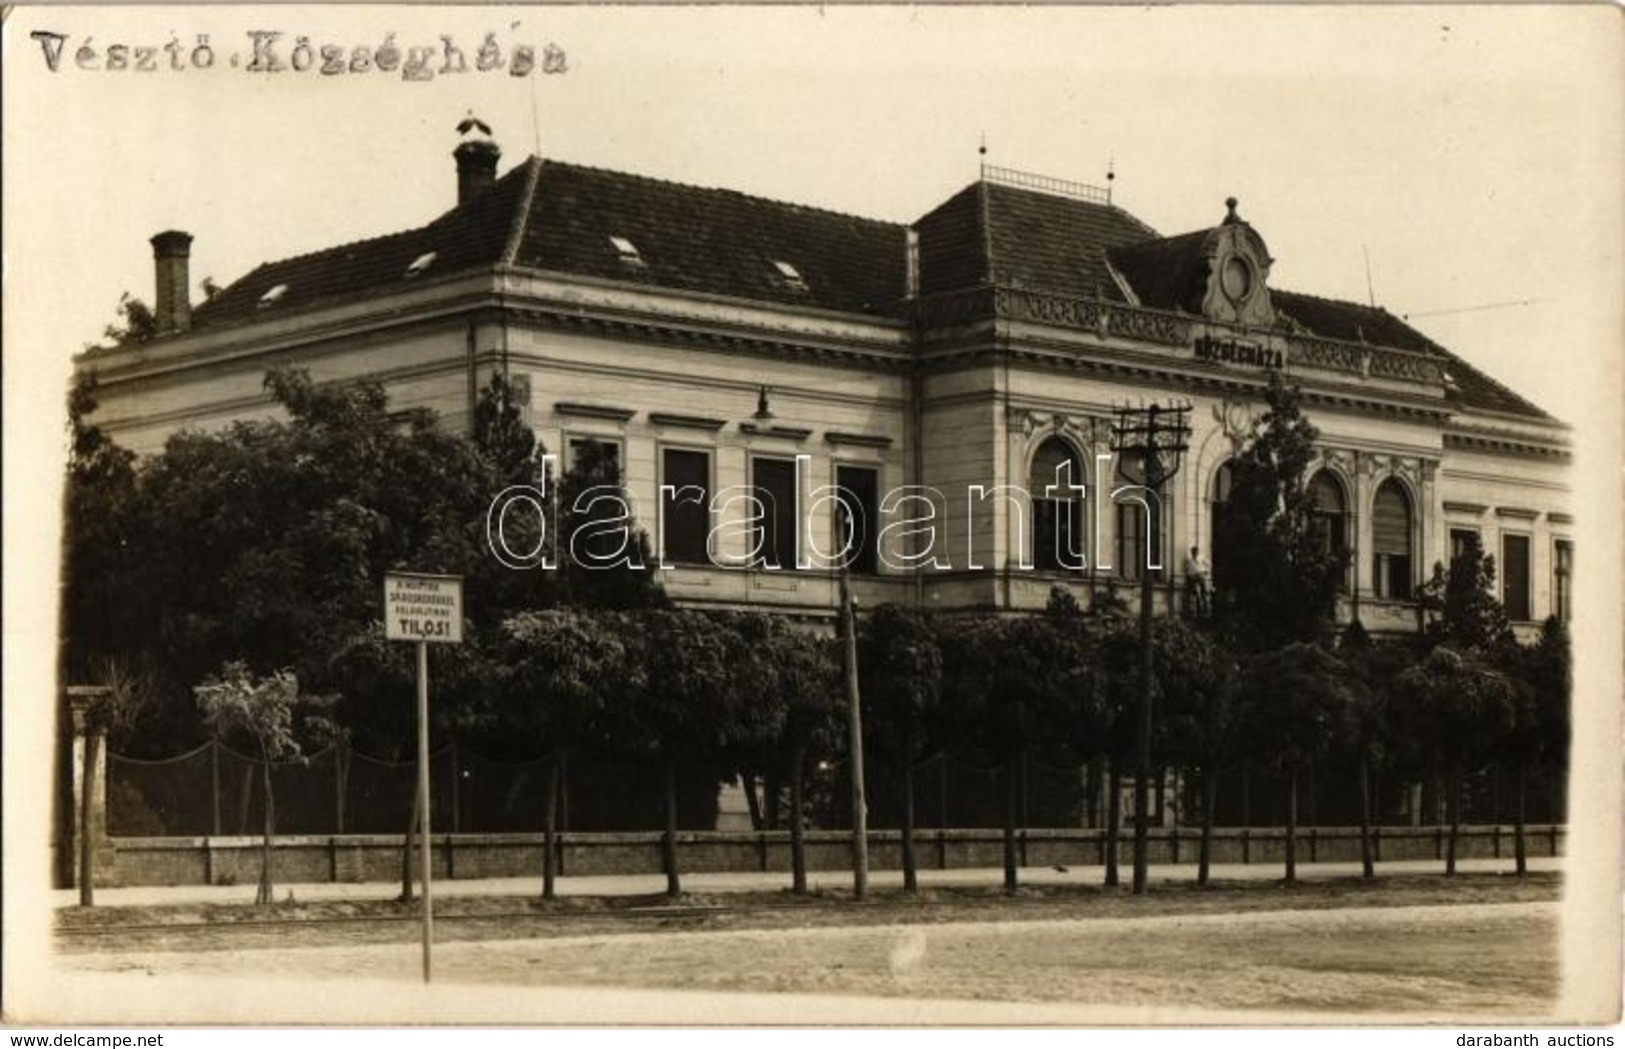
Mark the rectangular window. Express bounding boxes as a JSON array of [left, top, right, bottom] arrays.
[[834, 464, 880, 575], [566, 436, 621, 479], [1373, 553, 1413, 601], [751, 457, 798, 569], [1035, 496, 1084, 574], [1449, 527, 1480, 566], [1554, 539, 1573, 622], [661, 448, 711, 565], [1502, 533, 1531, 621], [565, 437, 625, 563], [1115, 499, 1164, 581]]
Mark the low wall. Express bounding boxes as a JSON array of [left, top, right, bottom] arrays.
[[102, 824, 1566, 888]]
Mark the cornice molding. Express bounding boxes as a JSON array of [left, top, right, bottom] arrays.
[[648, 412, 728, 432], [824, 431, 894, 449], [554, 401, 636, 422], [739, 422, 814, 442]]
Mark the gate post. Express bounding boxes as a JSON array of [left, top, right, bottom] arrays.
[[67, 686, 114, 895]]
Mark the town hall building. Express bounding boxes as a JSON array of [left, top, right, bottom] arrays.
[[77, 120, 1574, 635]]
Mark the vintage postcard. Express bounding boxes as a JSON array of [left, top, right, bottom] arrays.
[[4, 3, 1621, 1029]]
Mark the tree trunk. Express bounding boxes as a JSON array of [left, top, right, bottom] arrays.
[[900, 728, 918, 894], [1446, 762, 1462, 877], [662, 754, 681, 897], [764, 770, 782, 831], [789, 744, 808, 895], [1198, 765, 1218, 888], [399, 772, 420, 903], [1002, 753, 1020, 892], [742, 772, 763, 831], [257, 744, 275, 905], [1514, 761, 1529, 877], [1358, 754, 1375, 880], [1105, 756, 1121, 887], [78, 729, 102, 907], [1284, 763, 1298, 884], [541, 753, 561, 900]]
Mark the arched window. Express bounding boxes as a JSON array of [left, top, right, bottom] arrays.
[[1308, 470, 1349, 590], [1372, 479, 1414, 600], [1209, 460, 1235, 573], [1030, 438, 1084, 572]]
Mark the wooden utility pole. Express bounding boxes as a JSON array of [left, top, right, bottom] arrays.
[[839, 568, 868, 900], [1110, 403, 1190, 896]]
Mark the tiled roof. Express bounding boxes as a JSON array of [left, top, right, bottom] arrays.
[[181, 155, 1550, 422], [512, 161, 908, 315], [1271, 290, 1441, 355], [1106, 230, 1215, 313], [982, 182, 1159, 301], [191, 161, 537, 330], [912, 181, 1159, 301], [190, 157, 909, 329], [1271, 289, 1552, 420]]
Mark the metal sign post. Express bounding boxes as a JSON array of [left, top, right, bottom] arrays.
[[384, 572, 464, 984]]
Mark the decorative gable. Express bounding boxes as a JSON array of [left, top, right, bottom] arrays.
[[1197, 198, 1275, 327]]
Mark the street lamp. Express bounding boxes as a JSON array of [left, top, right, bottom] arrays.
[[1110, 401, 1191, 895]]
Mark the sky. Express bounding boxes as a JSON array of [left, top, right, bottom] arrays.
[[4, 4, 1621, 424]]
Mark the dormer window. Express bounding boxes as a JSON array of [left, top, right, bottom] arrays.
[[258, 284, 288, 308], [771, 260, 807, 291], [405, 252, 437, 277], [609, 236, 644, 266]]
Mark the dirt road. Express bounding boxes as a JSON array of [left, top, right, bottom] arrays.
[[55, 898, 1556, 1022]]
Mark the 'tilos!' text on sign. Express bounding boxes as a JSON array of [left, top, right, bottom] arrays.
[[384, 573, 464, 644]]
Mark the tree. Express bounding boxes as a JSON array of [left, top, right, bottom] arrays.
[[61, 373, 141, 684], [1242, 644, 1356, 882], [603, 610, 738, 896], [106, 367, 497, 753], [1091, 617, 1142, 888], [502, 609, 630, 898], [1154, 618, 1241, 887], [1504, 617, 1570, 875], [1338, 619, 1410, 879], [938, 614, 1085, 892], [553, 439, 666, 612], [1395, 647, 1517, 875], [857, 604, 942, 893], [95, 292, 157, 348], [470, 371, 560, 620], [1212, 372, 1348, 651], [195, 662, 335, 904], [732, 617, 839, 894], [1421, 532, 1515, 656]]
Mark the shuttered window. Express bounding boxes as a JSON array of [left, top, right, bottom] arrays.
[[1372, 480, 1412, 600], [834, 464, 880, 575], [1372, 485, 1410, 555], [751, 457, 798, 569], [1502, 533, 1531, 621], [1554, 540, 1573, 622], [661, 448, 711, 565], [1030, 438, 1084, 572]]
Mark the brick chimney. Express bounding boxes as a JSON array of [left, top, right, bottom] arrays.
[[453, 114, 500, 205], [150, 230, 193, 334]]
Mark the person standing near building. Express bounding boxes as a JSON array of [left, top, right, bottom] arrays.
[[1184, 545, 1212, 616]]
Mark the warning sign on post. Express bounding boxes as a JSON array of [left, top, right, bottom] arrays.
[[384, 573, 464, 644]]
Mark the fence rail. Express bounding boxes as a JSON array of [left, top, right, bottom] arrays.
[[101, 823, 1567, 889], [107, 741, 1567, 839]]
